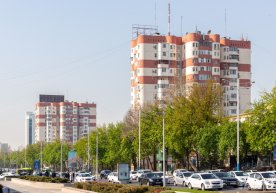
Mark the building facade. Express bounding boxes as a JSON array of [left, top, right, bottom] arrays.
[[25, 112, 35, 146], [35, 100, 96, 144], [131, 30, 251, 116]]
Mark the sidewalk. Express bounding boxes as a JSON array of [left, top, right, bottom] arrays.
[[0, 181, 61, 193]]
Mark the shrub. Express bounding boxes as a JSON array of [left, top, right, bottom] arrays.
[[73, 182, 171, 193], [19, 176, 69, 183]]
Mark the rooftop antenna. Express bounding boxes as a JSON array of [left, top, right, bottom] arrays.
[[168, 0, 171, 36], [180, 16, 183, 36], [155, 0, 157, 26], [225, 8, 227, 37]]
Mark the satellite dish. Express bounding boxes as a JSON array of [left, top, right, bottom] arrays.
[[207, 30, 211, 34]]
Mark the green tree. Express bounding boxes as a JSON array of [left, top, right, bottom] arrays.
[[246, 87, 276, 167]]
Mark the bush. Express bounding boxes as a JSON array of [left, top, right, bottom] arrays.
[[19, 176, 69, 183], [73, 182, 170, 193]]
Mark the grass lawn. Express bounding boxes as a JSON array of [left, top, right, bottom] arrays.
[[171, 187, 218, 193]]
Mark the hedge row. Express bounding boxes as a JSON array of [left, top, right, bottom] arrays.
[[74, 182, 173, 193], [20, 176, 69, 183]]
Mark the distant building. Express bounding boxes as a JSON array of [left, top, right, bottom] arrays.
[[25, 112, 35, 146], [35, 98, 96, 144], [0, 143, 9, 153], [131, 27, 251, 116]]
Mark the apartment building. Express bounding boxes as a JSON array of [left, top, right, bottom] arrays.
[[35, 95, 96, 144], [130, 29, 251, 116]]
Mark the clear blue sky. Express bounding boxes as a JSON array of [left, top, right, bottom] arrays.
[[0, 0, 275, 149]]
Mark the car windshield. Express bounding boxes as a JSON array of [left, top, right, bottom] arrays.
[[154, 173, 163, 177], [144, 170, 151, 173], [201, 174, 218, 179], [131, 171, 137, 174], [261, 173, 276, 178], [81, 173, 91, 177], [146, 173, 160, 178], [182, 172, 192, 177], [235, 172, 248, 176], [214, 172, 229, 178], [179, 169, 186, 172]]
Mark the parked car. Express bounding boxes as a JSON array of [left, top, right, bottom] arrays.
[[137, 169, 151, 179], [228, 171, 248, 186], [174, 171, 193, 186], [246, 172, 276, 190], [173, 169, 187, 177], [130, 171, 138, 181], [107, 172, 119, 183], [75, 173, 95, 182], [213, 172, 238, 187], [186, 173, 223, 190], [152, 172, 174, 184], [100, 170, 111, 179], [138, 173, 163, 186], [0, 172, 19, 180]]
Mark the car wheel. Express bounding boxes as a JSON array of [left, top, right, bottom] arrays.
[[183, 181, 186, 187], [246, 183, 251, 190], [201, 184, 205, 191], [173, 181, 177, 186], [188, 183, 192, 189], [218, 188, 222, 191]]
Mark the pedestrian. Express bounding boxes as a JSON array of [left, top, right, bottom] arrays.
[[72, 172, 75, 182]]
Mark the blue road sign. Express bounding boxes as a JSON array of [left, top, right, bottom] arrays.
[[273, 145, 276, 161], [34, 160, 40, 170]]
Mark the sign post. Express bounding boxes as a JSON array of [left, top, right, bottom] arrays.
[[118, 163, 130, 184]]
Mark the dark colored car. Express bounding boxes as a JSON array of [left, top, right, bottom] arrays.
[[139, 173, 163, 186], [213, 172, 238, 188], [100, 170, 111, 179]]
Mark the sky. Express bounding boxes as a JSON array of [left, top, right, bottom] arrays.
[[0, 0, 276, 149]]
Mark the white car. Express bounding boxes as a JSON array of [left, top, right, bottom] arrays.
[[229, 171, 248, 186], [75, 173, 95, 182], [0, 172, 19, 180], [174, 171, 193, 186], [246, 172, 276, 190], [130, 171, 138, 181], [152, 172, 174, 184], [107, 172, 120, 183], [173, 169, 187, 178], [186, 173, 223, 190]]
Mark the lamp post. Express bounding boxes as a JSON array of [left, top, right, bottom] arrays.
[[138, 109, 141, 170], [162, 111, 166, 187], [87, 127, 90, 172], [40, 142, 43, 171], [60, 142, 63, 173], [236, 77, 240, 171], [96, 128, 98, 179]]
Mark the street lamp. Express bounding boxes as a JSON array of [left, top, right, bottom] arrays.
[[60, 142, 63, 173], [96, 128, 99, 179], [138, 109, 141, 170], [236, 77, 254, 171], [162, 111, 166, 187], [87, 127, 90, 172]]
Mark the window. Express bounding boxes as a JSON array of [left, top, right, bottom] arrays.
[[162, 68, 166, 72], [163, 52, 166, 56], [230, 69, 236, 75], [163, 44, 166, 48]]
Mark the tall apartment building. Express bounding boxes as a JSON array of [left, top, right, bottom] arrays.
[[35, 95, 96, 144], [131, 28, 251, 116], [25, 112, 35, 146]]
